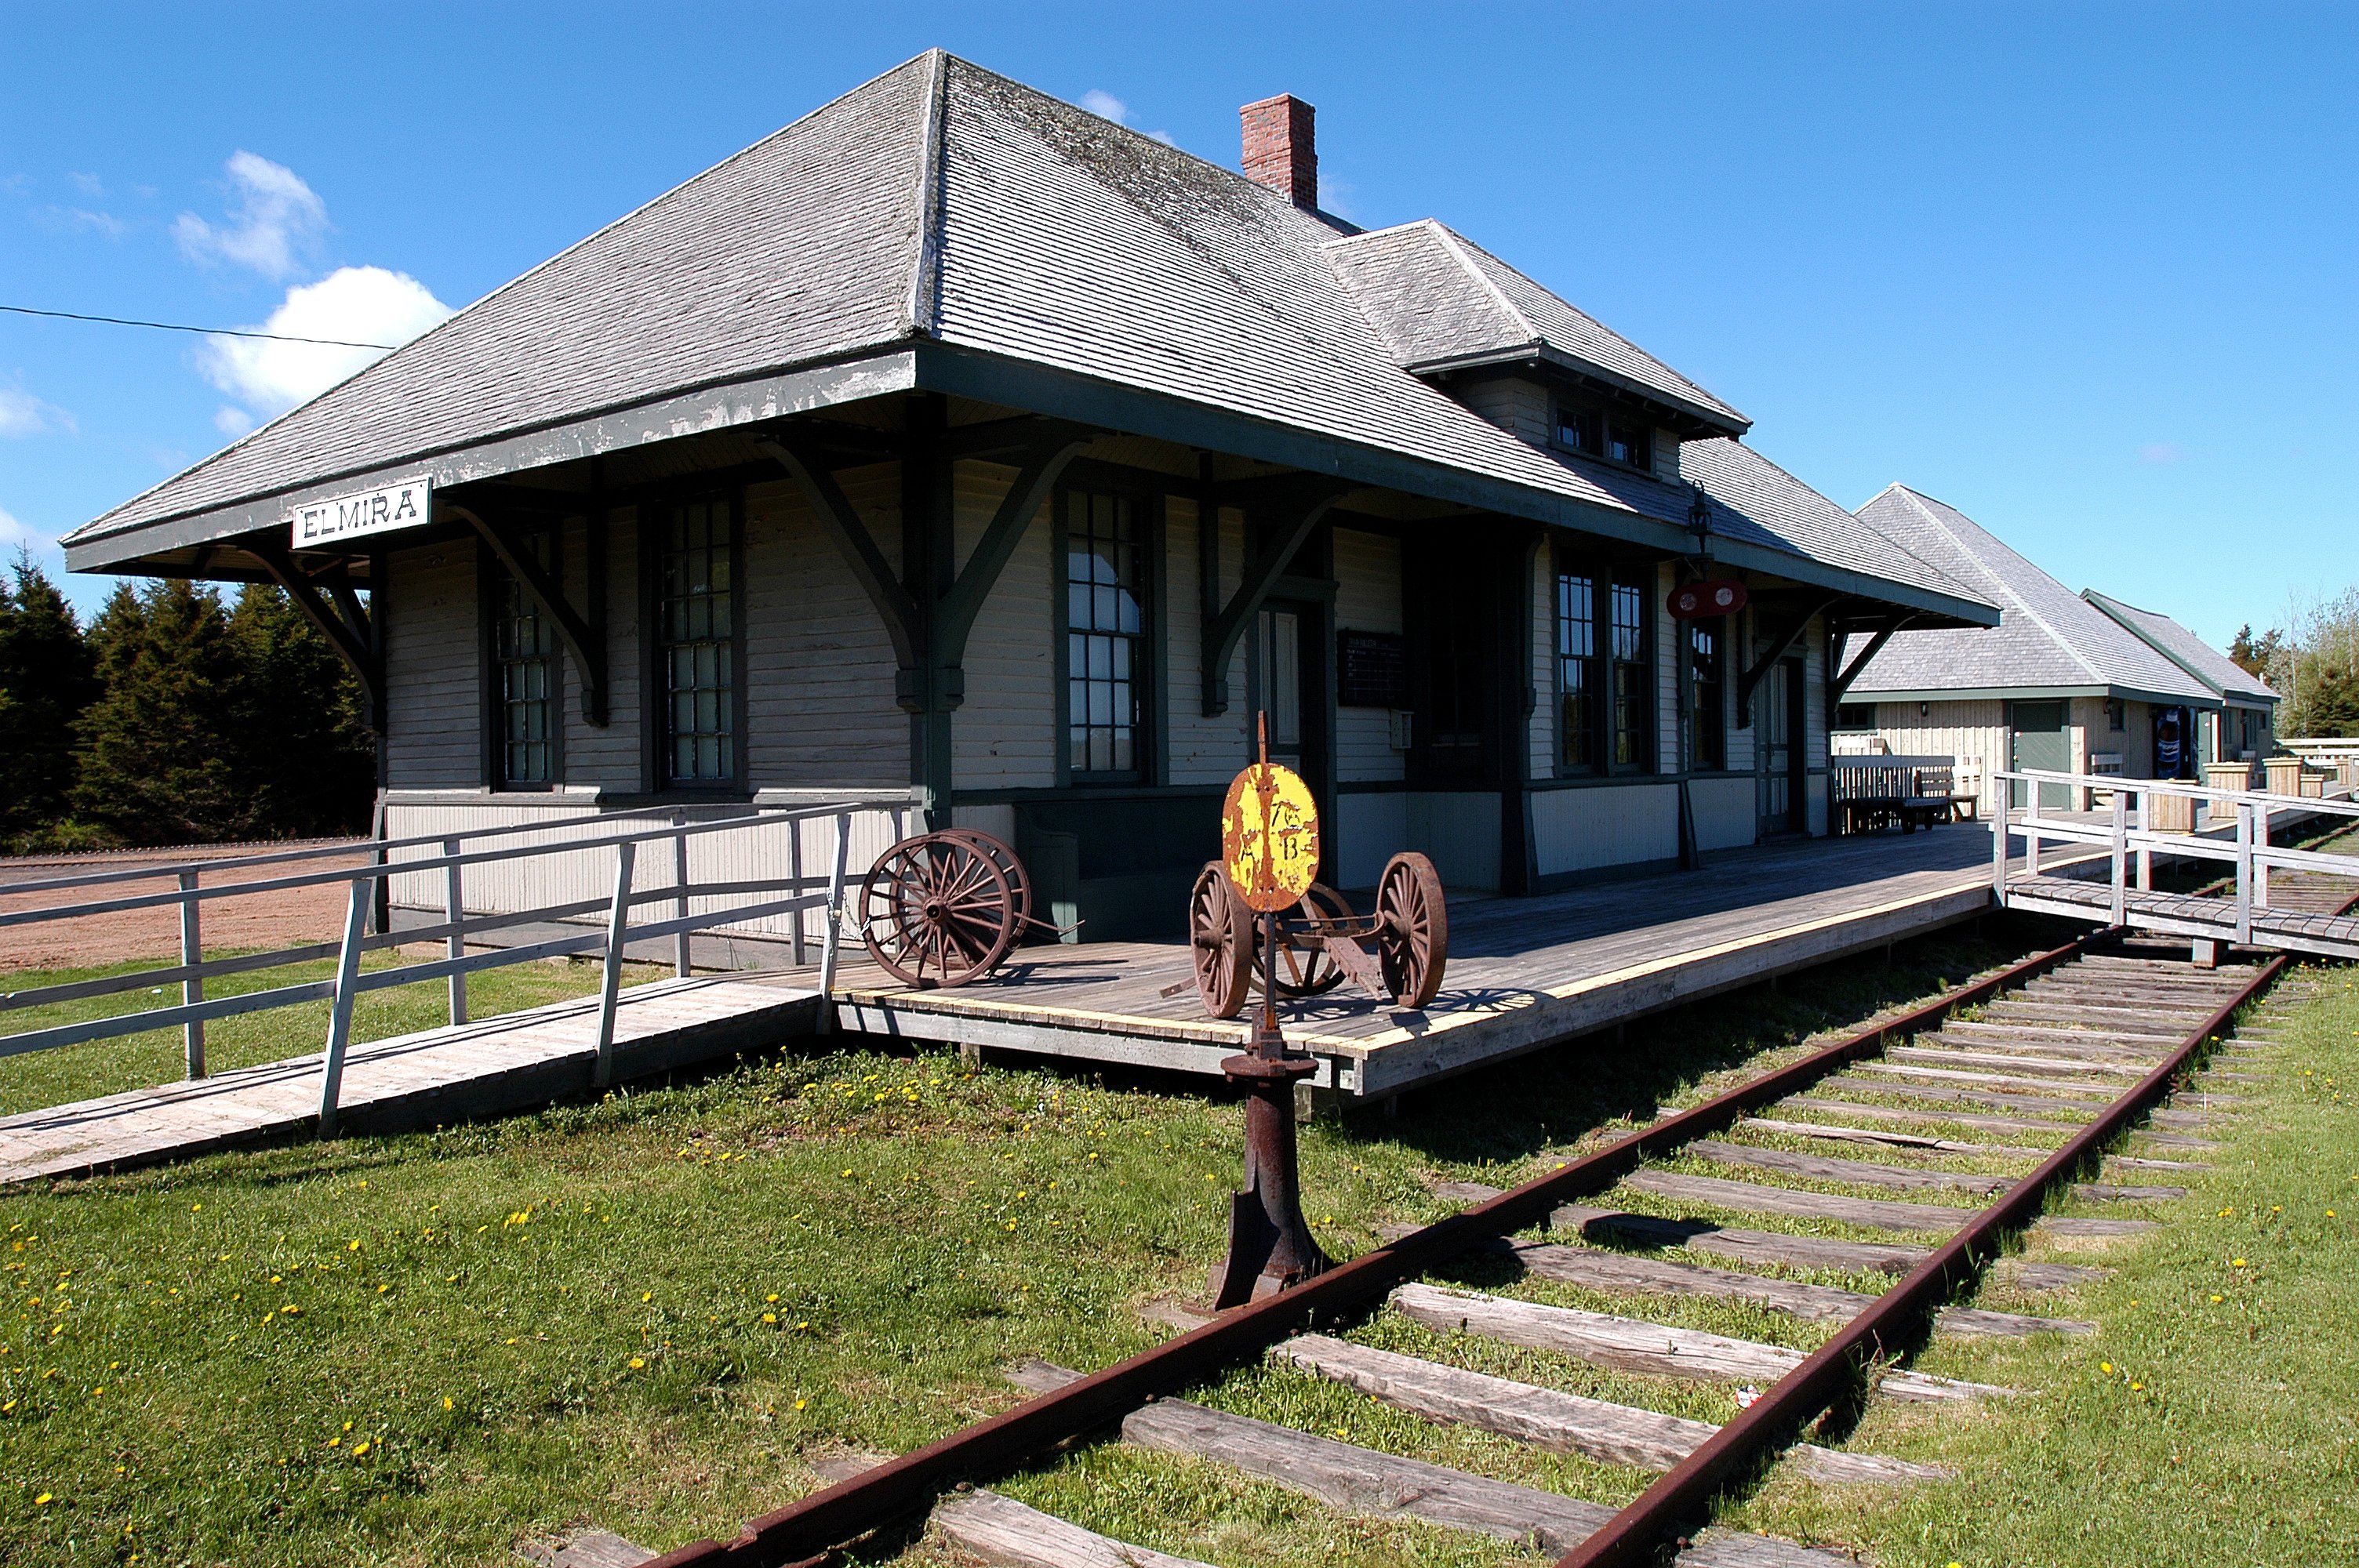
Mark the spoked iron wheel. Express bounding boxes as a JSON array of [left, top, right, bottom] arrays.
[[938, 829, 1034, 931], [1188, 861, 1253, 1019], [1375, 851, 1448, 1008], [1256, 882, 1355, 998], [857, 833, 1019, 989]]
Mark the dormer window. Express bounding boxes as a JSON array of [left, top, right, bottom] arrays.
[[1606, 417, 1649, 470], [1554, 392, 1652, 473]]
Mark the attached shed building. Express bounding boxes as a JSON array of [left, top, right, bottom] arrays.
[[1835, 485, 2218, 810], [62, 53, 1996, 941], [2081, 590, 2278, 774]]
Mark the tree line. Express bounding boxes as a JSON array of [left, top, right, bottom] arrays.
[[0, 554, 375, 854], [2233, 601, 2359, 738]]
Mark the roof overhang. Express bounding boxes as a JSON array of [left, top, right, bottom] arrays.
[[1845, 684, 2224, 709], [1409, 348, 1750, 440], [66, 338, 1996, 628]]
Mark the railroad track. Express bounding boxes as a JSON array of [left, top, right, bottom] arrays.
[[620, 902, 2342, 1568]]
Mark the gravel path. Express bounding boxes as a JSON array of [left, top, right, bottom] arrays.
[[0, 840, 369, 971]]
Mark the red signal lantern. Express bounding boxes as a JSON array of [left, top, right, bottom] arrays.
[[1669, 579, 1748, 619]]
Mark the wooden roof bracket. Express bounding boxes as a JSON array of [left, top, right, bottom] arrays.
[[449, 503, 609, 728], [759, 428, 1087, 714], [1829, 614, 1916, 704], [1734, 593, 1837, 728], [249, 539, 384, 735], [1201, 481, 1349, 717]]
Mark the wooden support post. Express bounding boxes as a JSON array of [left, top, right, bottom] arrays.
[[2024, 791, 2042, 878], [177, 870, 205, 1080], [789, 818, 808, 967], [671, 811, 693, 978], [817, 812, 852, 1030], [2135, 786, 2152, 891], [443, 838, 467, 1027], [2234, 803, 2254, 944], [2123, 782, 2142, 928], [592, 840, 638, 1091], [1990, 807, 2008, 902], [2191, 937, 2219, 970], [2254, 803, 2271, 909], [319, 878, 370, 1138]]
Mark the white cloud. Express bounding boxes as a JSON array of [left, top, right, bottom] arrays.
[[67, 171, 103, 196], [1079, 89, 1176, 147], [0, 387, 75, 437], [173, 151, 327, 279], [31, 205, 127, 238], [200, 263, 453, 421], [214, 405, 256, 437], [0, 503, 35, 547]]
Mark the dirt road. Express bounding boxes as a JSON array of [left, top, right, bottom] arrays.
[[0, 840, 370, 971]]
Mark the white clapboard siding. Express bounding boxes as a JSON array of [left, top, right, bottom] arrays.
[[1532, 782, 1679, 876], [1656, 561, 1681, 775], [1333, 525, 1405, 785], [1654, 428, 1683, 484], [1855, 699, 2008, 814], [562, 507, 642, 789], [1690, 775, 1756, 851], [385, 542, 480, 789], [382, 795, 914, 946], [1168, 499, 1251, 785], [954, 460, 1054, 789], [743, 470, 907, 788]]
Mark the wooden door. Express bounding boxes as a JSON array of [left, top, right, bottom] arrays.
[[1757, 659, 1805, 833], [2009, 700, 2071, 808]]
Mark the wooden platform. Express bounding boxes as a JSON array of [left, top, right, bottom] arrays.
[[0, 976, 819, 1185], [836, 823, 2026, 1100]]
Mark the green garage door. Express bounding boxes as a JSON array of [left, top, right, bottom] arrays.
[[2009, 700, 2072, 809]]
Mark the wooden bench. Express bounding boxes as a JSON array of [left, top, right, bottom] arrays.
[[1831, 760, 1975, 835]]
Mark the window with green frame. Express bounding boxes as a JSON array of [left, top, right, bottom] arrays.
[[1688, 618, 1725, 770], [490, 527, 559, 788], [1065, 488, 1147, 778], [656, 497, 736, 786]]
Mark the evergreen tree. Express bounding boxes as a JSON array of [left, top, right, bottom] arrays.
[[2228, 623, 2284, 681], [72, 579, 251, 844], [0, 550, 98, 840], [225, 584, 375, 837]]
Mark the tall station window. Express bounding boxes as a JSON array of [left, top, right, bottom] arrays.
[[1688, 619, 1725, 770], [657, 497, 737, 786], [1609, 576, 1651, 769], [1066, 488, 1147, 778], [1556, 568, 1598, 770], [491, 528, 558, 787]]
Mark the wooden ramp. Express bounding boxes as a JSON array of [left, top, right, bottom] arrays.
[[0, 976, 819, 1185], [837, 824, 2019, 1101], [2005, 871, 2359, 960]]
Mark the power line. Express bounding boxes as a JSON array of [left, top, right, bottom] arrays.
[[0, 303, 395, 350]]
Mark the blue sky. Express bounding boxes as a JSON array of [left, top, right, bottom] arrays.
[[2, 2, 2351, 648]]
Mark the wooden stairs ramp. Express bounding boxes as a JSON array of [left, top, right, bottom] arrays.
[[0, 977, 819, 1186]]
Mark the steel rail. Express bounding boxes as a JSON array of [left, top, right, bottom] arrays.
[[1556, 916, 2346, 1568], [642, 929, 2103, 1568]]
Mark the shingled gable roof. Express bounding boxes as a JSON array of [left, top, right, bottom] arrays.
[[63, 52, 1990, 626], [2082, 590, 2278, 707], [1324, 220, 1749, 433], [1843, 485, 2215, 707]]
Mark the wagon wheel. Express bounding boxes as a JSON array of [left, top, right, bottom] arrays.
[[1256, 882, 1355, 997], [938, 829, 1034, 930], [1375, 851, 1448, 1009], [857, 833, 1019, 989], [1187, 861, 1253, 1020]]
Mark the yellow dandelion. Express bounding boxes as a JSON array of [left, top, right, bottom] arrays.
[[2233, 1258, 2247, 1268], [794, 1398, 807, 1410], [442, 1397, 454, 1410], [2099, 1361, 2114, 1374], [34, 1493, 51, 1505], [628, 1356, 646, 1370], [351, 1441, 371, 1457], [762, 1312, 776, 1323]]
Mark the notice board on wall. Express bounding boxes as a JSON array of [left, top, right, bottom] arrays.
[[1336, 629, 1408, 708]]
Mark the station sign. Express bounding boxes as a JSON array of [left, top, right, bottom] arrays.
[[289, 475, 434, 548], [1669, 579, 1748, 619]]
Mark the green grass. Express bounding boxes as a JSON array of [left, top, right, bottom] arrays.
[[0, 920, 2059, 1566], [28, 914, 2354, 1567]]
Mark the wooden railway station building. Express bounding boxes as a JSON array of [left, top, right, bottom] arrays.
[[64, 53, 1998, 943]]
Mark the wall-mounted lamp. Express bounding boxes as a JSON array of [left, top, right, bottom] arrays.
[[1687, 482, 1712, 558], [1920, 702, 1930, 720]]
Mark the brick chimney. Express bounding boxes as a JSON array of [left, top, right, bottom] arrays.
[[1241, 93, 1317, 208]]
